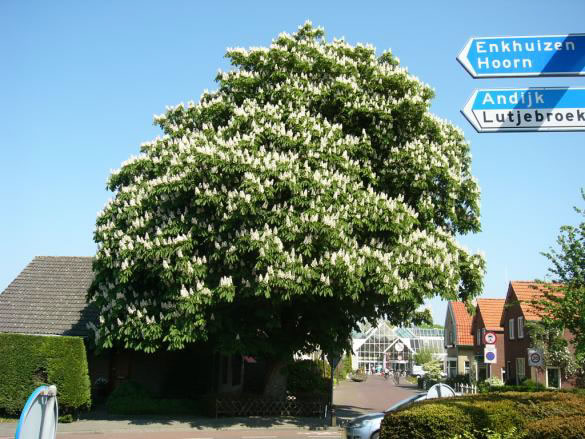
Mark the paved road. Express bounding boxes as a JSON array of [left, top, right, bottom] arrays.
[[333, 374, 419, 421], [0, 375, 418, 439]]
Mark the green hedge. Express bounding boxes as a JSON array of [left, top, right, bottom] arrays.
[[106, 380, 202, 415], [286, 359, 329, 397], [380, 392, 585, 439], [0, 334, 91, 415], [523, 415, 585, 439]]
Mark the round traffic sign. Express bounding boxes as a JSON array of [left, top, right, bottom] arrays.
[[486, 351, 496, 361], [483, 331, 497, 345], [530, 352, 541, 364]]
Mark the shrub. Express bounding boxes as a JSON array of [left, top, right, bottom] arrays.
[[380, 392, 585, 439], [446, 374, 471, 387], [108, 380, 151, 399], [485, 377, 504, 387], [451, 427, 521, 439], [107, 396, 201, 415], [0, 334, 91, 415], [106, 381, 201, 415], [58, 414, 74, 423], [524, 415, 585, 439], [285, 360, 328, 396], [381, 402, 474, 439], [488, 384, 547, 393], [334, 355, 352, 381]]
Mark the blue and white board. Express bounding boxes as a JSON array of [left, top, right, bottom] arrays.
[[458, 34, 585, 78], [462, 87, 585, 132], [15, 385, 58, 439]]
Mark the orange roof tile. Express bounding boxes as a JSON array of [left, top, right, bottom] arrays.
[[503, 281, 564, 323], [476, 298, 505, 331], [450, 301, 474, 346]]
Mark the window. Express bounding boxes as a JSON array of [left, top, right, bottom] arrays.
[[509, 318, 515, 340], [464, 360, 470, 375], [516, 358, 525, 383], [546, 367, 561, 389], [448, 359, 457, 378], [518, 316, 524, 339], [476, 328, 481, 345]]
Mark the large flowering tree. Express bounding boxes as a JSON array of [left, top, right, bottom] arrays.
[[89, 23, 484, 367]]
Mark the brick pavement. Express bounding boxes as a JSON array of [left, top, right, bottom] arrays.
[[333, 374, 420, 420]]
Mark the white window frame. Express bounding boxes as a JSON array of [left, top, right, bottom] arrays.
[[509, 318, 515, 340], [546, 367, 561, 389], [447, 357, 457, 378], [517, 316, 524, 339], [464, 360, 470, 375]]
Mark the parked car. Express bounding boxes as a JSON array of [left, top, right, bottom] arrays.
[[411, 365, 425, 377], [344, 383, 457, 439]]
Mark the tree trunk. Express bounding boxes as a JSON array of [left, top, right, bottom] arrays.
[[263, 357, 289, 399]]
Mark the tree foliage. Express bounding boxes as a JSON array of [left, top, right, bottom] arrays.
[[88, 22, 484, 358], [414, 347, 434, 365], [536, 190, 585, 365]]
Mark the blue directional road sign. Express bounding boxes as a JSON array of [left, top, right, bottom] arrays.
[[462, 87, 585, 132], [458, 34, 585, 78]]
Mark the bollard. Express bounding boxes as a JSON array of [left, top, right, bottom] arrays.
[[331, 407, 336, 427]]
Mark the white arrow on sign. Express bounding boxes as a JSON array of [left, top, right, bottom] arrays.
[[462, 87, 585, 132], [457, 34, 585, 78]]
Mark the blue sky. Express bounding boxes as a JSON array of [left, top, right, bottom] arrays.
[[1, 1, 583, 325]]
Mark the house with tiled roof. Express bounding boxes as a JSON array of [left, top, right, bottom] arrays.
[[500, 281, 573, 388], [0, 256, 98, 336], [444, 301, 474, 378], [470, 298, 506, 382], [0, 256, 246, 397]]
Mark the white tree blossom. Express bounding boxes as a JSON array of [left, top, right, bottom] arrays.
[[89, 22, 484, 355]]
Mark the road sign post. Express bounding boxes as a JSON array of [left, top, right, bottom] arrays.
[[462, 87, 585, 132], [458, 34, 585, 78], [483, 331, 497, 345], [527, 348, 544, 387], [484, 345, 497, 364]]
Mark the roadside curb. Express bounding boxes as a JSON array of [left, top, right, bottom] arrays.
[[0, 417, 342, 436]]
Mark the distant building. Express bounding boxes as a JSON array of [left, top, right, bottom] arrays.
[[500, 281, 575, 388], [352, 321, 445, 373], [470, 298, 506, 381], [444, 301, 474, 378]]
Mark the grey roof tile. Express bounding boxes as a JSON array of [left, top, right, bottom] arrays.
[[0, 256, 97, 337]]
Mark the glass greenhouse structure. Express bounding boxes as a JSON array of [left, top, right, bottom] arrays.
[[351, 321, 446, 373]]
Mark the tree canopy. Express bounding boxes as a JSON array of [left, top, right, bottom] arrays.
[[88, 22, 484, 358], [536, 190, 585, 365]]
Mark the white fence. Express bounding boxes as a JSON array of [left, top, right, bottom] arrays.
[[454, 383, 478, 394]]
